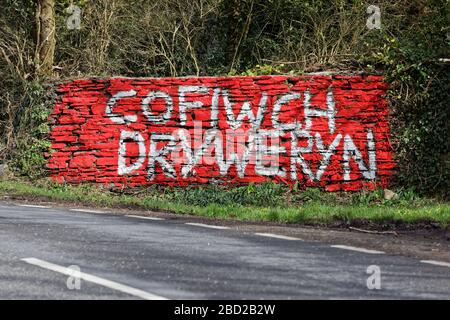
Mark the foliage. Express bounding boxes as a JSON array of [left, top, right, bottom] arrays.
[[7, 81, 52, 179], [359, 1, 449, 197], [165, 183, 287, 207]]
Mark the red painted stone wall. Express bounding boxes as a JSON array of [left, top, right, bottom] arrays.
[[48, 75, 395, 191]]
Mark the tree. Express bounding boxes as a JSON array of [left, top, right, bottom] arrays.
[[35, 0, 55, 76]]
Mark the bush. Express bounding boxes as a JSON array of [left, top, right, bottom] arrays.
[[359, 1, 449, 197], [165, 183, 287, 207]]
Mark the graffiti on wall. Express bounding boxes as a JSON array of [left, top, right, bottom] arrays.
[[48, 75, 395, 191]]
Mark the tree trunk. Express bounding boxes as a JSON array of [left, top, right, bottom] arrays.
[[225, 0, 244, 68], [225, 0, 253, 71], [35, 0, 56, 77]]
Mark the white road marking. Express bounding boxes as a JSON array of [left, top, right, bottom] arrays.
[[420, 260, 450, 268], [70, 209, 107, 214], [254, 233, 302, 241], [330, 245, 385, 255], [17, 204, 50, 209], [21, 258, 168, 300], [126, 215, 165, 221], [185, 223, 230, 230]]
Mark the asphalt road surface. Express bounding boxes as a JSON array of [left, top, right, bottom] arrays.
[[0, 202, 449, 300]]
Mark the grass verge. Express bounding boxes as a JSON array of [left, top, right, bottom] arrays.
[[0, 179, 449, 229]]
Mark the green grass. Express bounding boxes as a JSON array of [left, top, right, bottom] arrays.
[[0, 179, 449, 228]]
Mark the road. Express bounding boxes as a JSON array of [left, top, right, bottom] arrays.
[[0, 201, 449, 300]]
